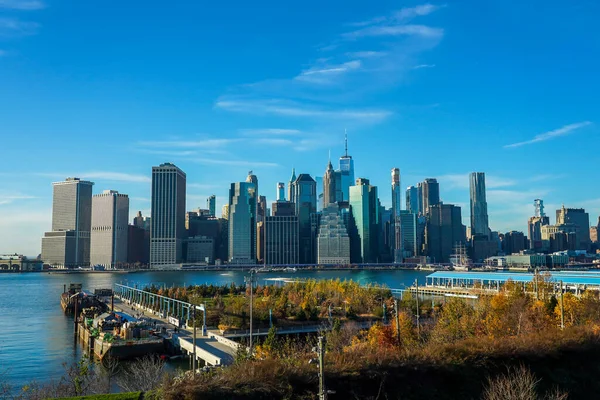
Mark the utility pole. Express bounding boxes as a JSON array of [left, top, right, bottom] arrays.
[[534, 268, 539, 300], [318, 336, 326, 400], [245, 268, 256, 353], [415, 279, 420, 337], [192, 308, 197, 373], [560, 280, 565, 330], [394, 299, 400, 343]]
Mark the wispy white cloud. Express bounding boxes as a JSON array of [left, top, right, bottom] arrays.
[[344, 24, 444, 39], [34, 171, 151, 183], [437, 174, 516, 190], [255, 138, 295, 146], [0, 0, 45, 10], [295, 60, 361, 84], [187, 157, 280, 168], [345, 51, 387, 58], [0, 193, 36, 205], [504, 121, 593, 149], [138, 138, 239, 148], [130, 197, 150, 202], [239, 128, 301, 136], [187, 183, 217, 190], [350, 3, 443, 27], [138, 149, 199, 156], [216, 98, 392, 122], [0, 17, 39, 36], [413, 63, 436, 69], [528, 173, 568, 182]]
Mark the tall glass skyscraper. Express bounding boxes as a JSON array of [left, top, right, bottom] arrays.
[[207, 195, 216, 216], [228, 181, 257, 264], [338, 132, 355, 202], [41, 177, 94, 268], [391, 168, 402, 263], [406, 186, 420, 214], [421, 178, 440, 215], [469, 172, 489, 237], [150, 163, 186, 267], [293, 174, 317, 264], [349, 178, 379, 263]]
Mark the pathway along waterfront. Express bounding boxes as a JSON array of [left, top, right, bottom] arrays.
[[0, 269, 427, 390]]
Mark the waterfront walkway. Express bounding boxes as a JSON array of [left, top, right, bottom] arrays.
[[112, 297, 237, 366]]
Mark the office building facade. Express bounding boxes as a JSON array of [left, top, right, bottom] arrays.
[[469, 172, 490, 237], [349, 178, 380, 263], [421, 178, 440, 215], [207, 195, 216, 217], [317, 204, 350, 264], [293, 174, 317, 264], [556, 206, 590, 250], [406, 185, 420, 215], [425, 203, 466, 263], [150, 163, 186, 267], [228, 181, 257, 264], [265, 212, 299, 265], [90, 190, 129, 268], [41, 177, 94, 268], [391, 168, 402, 263]]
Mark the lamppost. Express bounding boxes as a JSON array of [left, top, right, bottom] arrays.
[[245, 268, 256, 353]]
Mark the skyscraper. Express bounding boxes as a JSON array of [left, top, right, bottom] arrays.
[[349, 178, 380, 263], [421, 178, 440, 215], [228, 181, 257, 264], [41, 177, 94, 268], [556, 205, 591, 250], [288, 168, 296, 202], [277, 182, 285, 201], [469, 172, 490, 237], [293, 174, 317, 264], [90, 190, 129, 268], [150, 163, 186, 267], [338, 132, 355, 202], [391, 168, 402, 263], [400, 210, 418, 257], [323, 159, 336, 206], [265, 201, 299, 265], [425, 203, 466, 263], [317, 204, 350, 265], [528, 199, 549, 250], [406, 186, 420, 214], [207, 195, 216, 217]]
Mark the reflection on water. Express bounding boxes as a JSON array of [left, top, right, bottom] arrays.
[[0, 269, 427, 389]]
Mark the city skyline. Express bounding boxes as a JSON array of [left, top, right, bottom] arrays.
[[1, 1, 599, 255]]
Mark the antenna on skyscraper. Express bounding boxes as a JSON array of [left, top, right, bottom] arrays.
[[344, 128, 348, 157]]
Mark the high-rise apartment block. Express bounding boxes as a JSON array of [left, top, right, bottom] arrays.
[[41, 177, 94, 268], [228, 181, 257, 264], [400, 210, 418, 257], [150, 163, 186, 267], [90, 190, 129, 268], [277, 182, 285, 201], [469, 172, 490, 237]]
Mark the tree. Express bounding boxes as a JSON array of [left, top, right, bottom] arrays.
[[117, 355, 166, 392]]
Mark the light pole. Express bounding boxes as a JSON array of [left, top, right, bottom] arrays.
[[245, 268, 256, 353], [394, 299, 400, 343]]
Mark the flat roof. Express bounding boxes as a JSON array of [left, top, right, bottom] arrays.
[[427, 271, 600, 286]]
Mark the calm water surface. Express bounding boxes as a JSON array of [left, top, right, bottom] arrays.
[[0, 269, 427, 389]]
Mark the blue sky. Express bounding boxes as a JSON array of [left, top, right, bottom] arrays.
[[0, 0, 599, 255]]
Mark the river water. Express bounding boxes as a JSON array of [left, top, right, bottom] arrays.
[[0, 269, 427, 390]]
